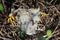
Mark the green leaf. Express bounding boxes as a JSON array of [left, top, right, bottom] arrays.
[[46, 30, 52, 36], [59, 29, 60, 32], [19, 31, 26, 38], [38, 35, 46, 40], [0, 3, 3, 11]]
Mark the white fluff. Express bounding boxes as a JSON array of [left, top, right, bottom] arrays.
[[33, 16, 40, 23], [20, 15, 31, 24], [26, 22, 38, 35], [28, 8, 40, 15]]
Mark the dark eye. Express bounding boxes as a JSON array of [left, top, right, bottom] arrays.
[[38, 24, 45, 31], [40, 26, 44, 29]]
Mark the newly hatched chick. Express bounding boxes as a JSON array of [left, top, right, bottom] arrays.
[[15, 8, 45, 35]]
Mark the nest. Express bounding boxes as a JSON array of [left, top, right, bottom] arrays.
[[0, 0, 60, 40]]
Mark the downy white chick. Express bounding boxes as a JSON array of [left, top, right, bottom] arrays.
[[15, 8, 45, 35]]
